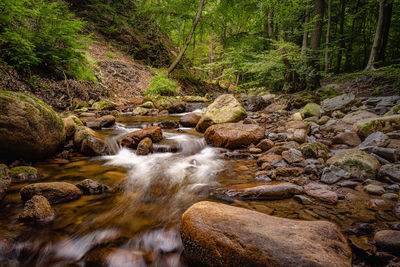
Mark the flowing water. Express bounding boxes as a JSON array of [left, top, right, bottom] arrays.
[[0, 114, 396, 266]]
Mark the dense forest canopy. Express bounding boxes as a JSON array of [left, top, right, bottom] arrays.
[[0, 0, 399, 92]]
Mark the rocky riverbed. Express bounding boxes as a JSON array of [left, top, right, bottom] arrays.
[[0, 90, 399, 266]]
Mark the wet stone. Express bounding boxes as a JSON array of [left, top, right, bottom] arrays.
[[304, 183, 338, 204], [374, 230, 400, 256], [321, 165, 351, 185], [19, 195, 53, 222], [76, 179, 111, 195]]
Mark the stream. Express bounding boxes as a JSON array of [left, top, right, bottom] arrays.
[[0, 113, 395, 266]]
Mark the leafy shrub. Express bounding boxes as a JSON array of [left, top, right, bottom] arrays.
[[0, 0, 94, 81], [145, 75, 179, 96]]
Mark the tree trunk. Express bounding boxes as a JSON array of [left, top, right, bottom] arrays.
[[377, 1, 393, 63], [267, 8, 276, 40], [324, 0, 332, 73], [335, 0, 345, 73], [308, 0, 324, 89], [208, 34, 213, 81], [344, 0, 361, 72], [168, 0, 206, 76], [301, 1, 311, 54], [365, 0, 386, 70]]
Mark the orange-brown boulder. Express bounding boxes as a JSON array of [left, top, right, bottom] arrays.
[[181, 201, 352, 267], [204, 123, 264, 149], [121, 126, 163, 149]]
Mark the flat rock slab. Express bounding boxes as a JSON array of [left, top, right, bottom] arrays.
[[20, 182, 82, 204], [204, 123, 265, 149], [181, 201, 352, 267], [304, 182, 338, 204], [212, 182, 303, 201]]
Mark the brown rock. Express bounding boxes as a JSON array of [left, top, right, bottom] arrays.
[[20, 182, 82, 204], [257, 154, 282, 166], [19, 195, 53, 222], [255, 139, 274, 151], [264, 102, 288, 113], [275, 167, 305, 177], [180, 113, 202, 127], [213, 182, 303, 200], [333, 132, 361, 147], [96, 115, 116, 128], [204, 123, 265, 149], [181, 201, 352, 267], [304, 182, 338, 204], [121, 126, 163, 149], [286, 121, 311, 143], [74, 126, 110, 156], [0, 164, 11, 201], [136, 137, 153, 155], [374, 230, 400, 256]]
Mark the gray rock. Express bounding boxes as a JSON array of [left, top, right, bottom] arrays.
[[342, 110, 379, 125], [360, 146, 397, 162], [303, 159, 325, 176], [282, 149, 303, 163], [386, 184, 399, 192], [321, 165, 351, 184], [364, 184, 385, 195], [294, 194, 314, 205], [76, 179, 111, 195], [338, 181, 359, 189], [363, 96, 399, 107], [359, 132, 390, 148], [379, 164, 400, 183], [370, 153, 391, 165], [268, 133, 287, 142], [243, 96, 270, 112], [387, 130, 400, 140], [321, 93, 356, 113]]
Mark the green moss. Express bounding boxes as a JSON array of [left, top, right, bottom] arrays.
[[10, 166, 37, 177], [342, 159, 375, 179], [92, 100, 116, 110]]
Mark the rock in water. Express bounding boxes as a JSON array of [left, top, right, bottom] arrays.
[[196, 94, 247, 132], [0, 91, 66, 161], [19, 195, 53, 222], [20, 182, 82, 204], [374, 230, 400, 256], [304, 182, 338, 204], [76, 179, 111, 195], [136, 137, 153, 155], [121, 126, 163, 149], [181, 201, 351, 267], [179, 113, 202, 127], [74, 126, 110, 156], [204, 123, 265, 149], [10, 166, 38, 183], [0, 164, 10, 201]]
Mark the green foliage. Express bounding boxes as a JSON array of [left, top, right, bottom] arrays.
[[0, 0, 94, 80], [145, 73, 179, 96], [106, 52, 114, 59]]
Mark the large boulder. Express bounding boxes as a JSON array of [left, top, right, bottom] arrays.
[[74, 126, 110, 156], [379, 164, 400, 183], [181, 201, 351, 267], [326, 149, 380, 180], [121, 126, 163, 149], [20, 182, 82, 204], [353, 115, 400, 138], [321, 93, 356, 113], [204, 123, 264, 149], [196, 94, 247, 132], [0, 164, 10, 201], [342, 110, 379, 125], [0, 91, 65, 161]]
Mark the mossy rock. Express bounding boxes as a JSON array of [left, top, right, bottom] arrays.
[[145, 95, 185, 113], [299, 142, 330, 160], [196, 94, 247, 133], [92, 100, 116, 111], [326, 149, 380, 180], [353, 115, 400, 138], [140, 101, 155, 109], [73, 126, 110, 156], [10, 166, 38, 183], [72, 98, 89, 109], [0, 91, 66, 161], [183, 95, 210, 102], [384, 105, 400, 117], [63, 115, 83, 139], [0, 164, 10, 200], [133, 106, 149, 116], [300, 103, 322, 118]]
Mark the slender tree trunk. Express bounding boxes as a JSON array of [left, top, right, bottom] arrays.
[[267, 8, 276, 40], [365, 0, 386, 70], [208, 34, 213, 81], [308, 0, 324, 89], [301, 1, 311, 54], [377, 1, 393, 63], [344, 0, 361, 72], [324, 0, 332, 73], [335, 0, 345, 73], [168, 0, 205, 76]]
